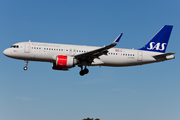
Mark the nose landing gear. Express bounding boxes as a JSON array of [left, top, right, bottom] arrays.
[[23, 61, 28, 71]]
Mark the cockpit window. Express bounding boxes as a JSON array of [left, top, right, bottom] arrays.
[[10, 45, 19, 48]]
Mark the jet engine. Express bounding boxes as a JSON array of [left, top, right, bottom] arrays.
[[52, 55, 77, 70]]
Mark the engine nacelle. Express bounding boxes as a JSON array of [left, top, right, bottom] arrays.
[[52, 62, 69, 71], [53, 55, 77, 69], [56, 55, 77, 67]]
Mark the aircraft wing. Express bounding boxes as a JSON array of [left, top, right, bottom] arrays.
[[75, 33, 123, 60]]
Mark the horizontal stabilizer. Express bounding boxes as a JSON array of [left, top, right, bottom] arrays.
[[153, 53, 175, 60], [153, 53, 175, 57]]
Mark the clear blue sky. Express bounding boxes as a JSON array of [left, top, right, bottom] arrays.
[[1, 0, 180, 120]]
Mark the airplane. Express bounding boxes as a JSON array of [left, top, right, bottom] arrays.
[[3, 25, 175, 76]]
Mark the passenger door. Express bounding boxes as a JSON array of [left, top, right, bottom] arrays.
[[24, 43, 30, 53]]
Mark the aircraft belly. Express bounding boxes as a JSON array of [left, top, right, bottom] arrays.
[[99, 54, 159, 67], [99, 55, 137, 66], [14, 51, 54, 62]]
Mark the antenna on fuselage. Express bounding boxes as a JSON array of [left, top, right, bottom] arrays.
[[29, 40, 31, 42]]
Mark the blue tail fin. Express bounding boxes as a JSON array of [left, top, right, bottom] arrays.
[[139, 25, 173, 53]]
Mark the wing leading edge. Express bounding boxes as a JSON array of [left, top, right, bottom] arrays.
[[75, 33, 123, 60]]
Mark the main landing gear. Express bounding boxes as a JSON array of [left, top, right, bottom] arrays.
[[23, 61, 28, 71], [79, 66, 89, 76]]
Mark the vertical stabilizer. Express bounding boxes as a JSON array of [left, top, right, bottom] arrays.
[[139, 25, 173, 53]]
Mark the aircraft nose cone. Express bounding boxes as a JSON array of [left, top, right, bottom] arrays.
[[3, 49, 8, 56], [3, 49, 10, 57]]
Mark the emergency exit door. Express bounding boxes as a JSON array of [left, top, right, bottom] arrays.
[[137, 51, 143, 61]]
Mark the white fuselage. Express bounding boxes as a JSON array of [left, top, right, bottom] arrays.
[[3, 42, 175, 67], [3, 25, 175, 76]]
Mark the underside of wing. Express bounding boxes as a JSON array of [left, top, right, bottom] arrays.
[[153, 53, 175, 57], [153, 52, 175, 60]]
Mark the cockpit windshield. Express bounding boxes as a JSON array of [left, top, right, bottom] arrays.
[[10, 45, 19, 48]]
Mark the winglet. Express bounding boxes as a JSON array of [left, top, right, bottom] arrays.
[[113, 33, 123, 44]]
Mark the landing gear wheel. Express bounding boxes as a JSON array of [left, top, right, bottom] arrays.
[[78, 62, 89, 76], [23, 66, 28, 71], [84, 68, 89, 74], [79, 70, 85, 76]]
